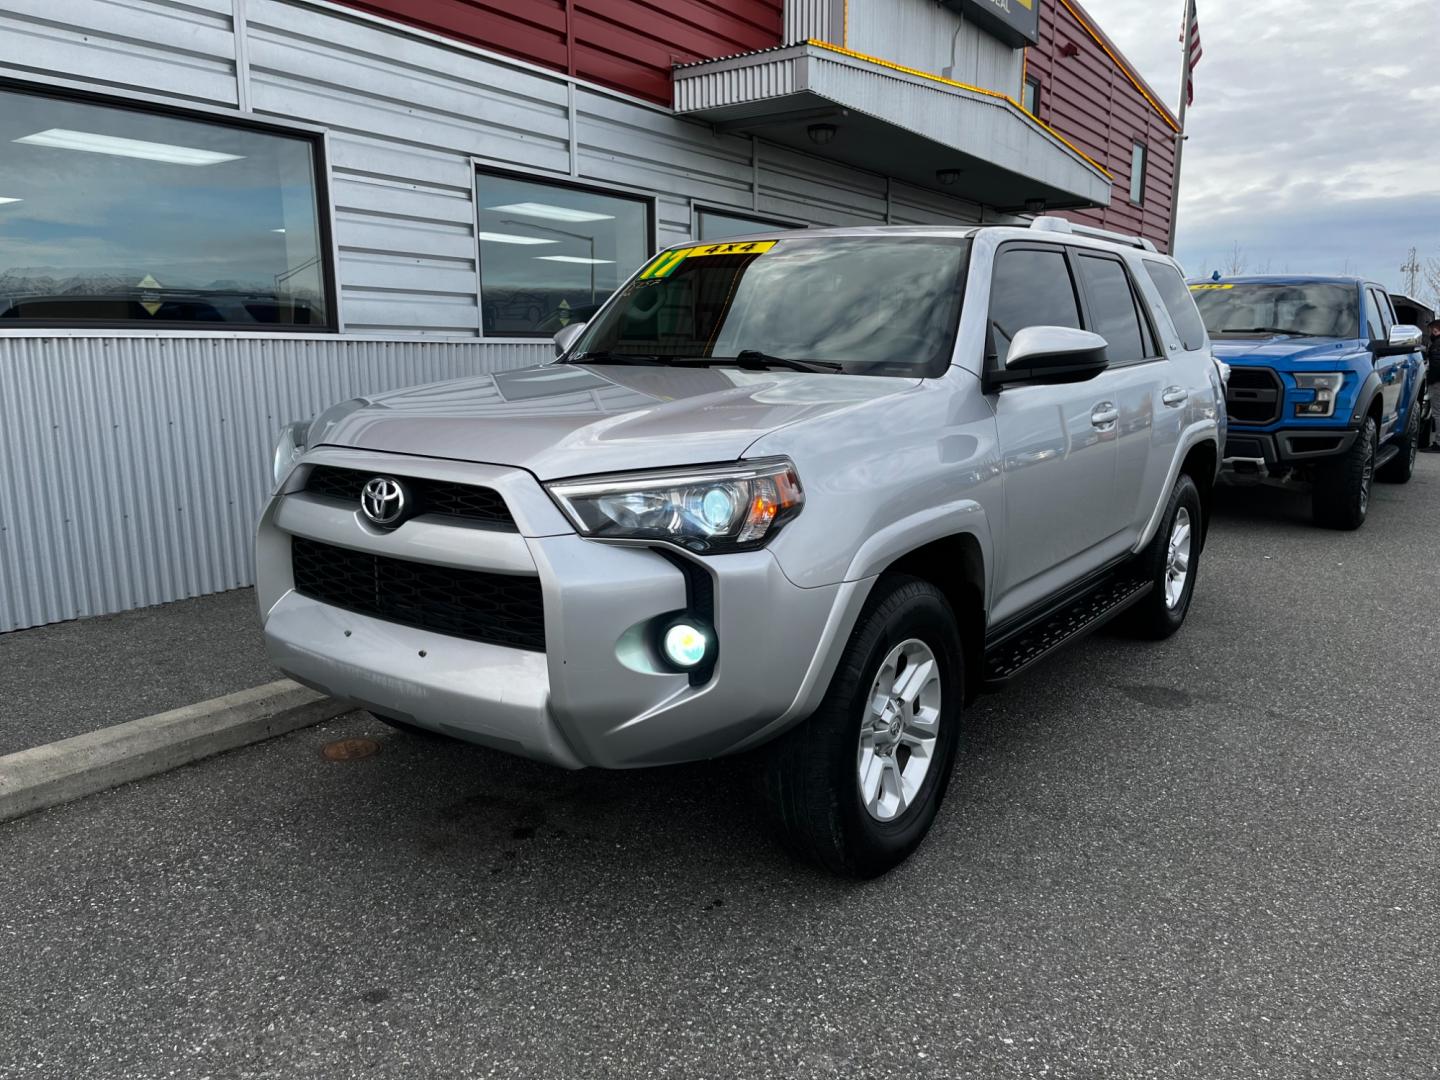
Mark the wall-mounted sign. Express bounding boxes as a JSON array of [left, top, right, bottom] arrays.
[[939, 0, 1041, 49]]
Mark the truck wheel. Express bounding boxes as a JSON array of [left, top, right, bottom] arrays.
[[1377, 406, 1419, 483], [761, 575, 963, 878], [1312, 417, 1376, 530], [1124, 473, 1202, 640], [1418, 387, 1433, 450]]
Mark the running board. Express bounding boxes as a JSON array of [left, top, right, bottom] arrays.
[[982, 570, 1152, 685], [1375, 444, 1399, 469]]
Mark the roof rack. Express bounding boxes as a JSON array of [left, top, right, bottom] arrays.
[[1029, 216, 1158, 253]]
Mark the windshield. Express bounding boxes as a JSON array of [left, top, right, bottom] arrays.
[[1190, 282, 1359, 339], [570, 236, 970, 376]]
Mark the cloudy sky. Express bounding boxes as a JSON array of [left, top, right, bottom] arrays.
[[1079, 0, 1439, 301]]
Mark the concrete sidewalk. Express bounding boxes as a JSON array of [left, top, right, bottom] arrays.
[[0, 589, 279, 756]]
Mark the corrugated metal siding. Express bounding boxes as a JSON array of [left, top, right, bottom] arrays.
[[0, 336, 546, 632], [1025, 0, 1178, 249], [844, 0, 1021, 95], [329, 0, 784, 104], [784, 0, 842, 44], [0, 0, 239, 104]]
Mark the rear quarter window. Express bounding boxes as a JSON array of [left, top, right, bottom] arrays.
[[1143, 260, 1207, 351]]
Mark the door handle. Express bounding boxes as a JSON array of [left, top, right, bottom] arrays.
[[1091, 402, 1119, 427], [1162, 386, 1188, 408]]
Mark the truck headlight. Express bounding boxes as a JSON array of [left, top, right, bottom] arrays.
[[546, 459, 803, 552], [1293, 372, 1344, 418], [271, 419, 311, 486]]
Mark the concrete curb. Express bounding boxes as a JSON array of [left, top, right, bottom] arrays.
[[0, 679, 351, 822]]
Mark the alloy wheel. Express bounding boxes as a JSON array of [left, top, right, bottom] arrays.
[[1164, 506, 1192, 609], [856, 638, 942, 822]]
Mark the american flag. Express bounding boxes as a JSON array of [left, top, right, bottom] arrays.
[[1181, 1, 1203, 106]]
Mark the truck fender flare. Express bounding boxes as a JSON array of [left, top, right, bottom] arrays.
[[734, 500, 993, 746], [1348, 370, 1383, 426], [1133, 420, 1220, 553]]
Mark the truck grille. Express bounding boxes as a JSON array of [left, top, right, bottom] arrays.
[[1225, 367, 1283, 425], [304, 466, 515, 529], [291, 537, 545, 651]]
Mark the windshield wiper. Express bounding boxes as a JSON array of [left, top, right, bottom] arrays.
[[716, 350, 846, 374], [1219, 327, 1305, 337], [568, 351, 669, 366]]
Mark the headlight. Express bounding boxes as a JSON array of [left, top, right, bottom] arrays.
[[546, 459, 803, 552], [271, 419, 311, 486], [1293, 372, 1344, 418]]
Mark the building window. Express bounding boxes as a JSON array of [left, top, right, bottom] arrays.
[[0, 86, 331, 328], [1022, 77, 1042, 116], [477, 171, 651, 337], [695, 208, 801, 242], [1129, 142, 1148, 205]]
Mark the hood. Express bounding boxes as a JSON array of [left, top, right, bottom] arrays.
[[1210, 336, 1362, 364], [314, 363, 920, 480]]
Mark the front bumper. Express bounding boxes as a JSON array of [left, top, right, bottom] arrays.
[[257, 448, 840, 769], [1222, 426, 1357, 473]]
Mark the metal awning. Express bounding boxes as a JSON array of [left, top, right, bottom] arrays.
[[673, 41, 1113, 212]]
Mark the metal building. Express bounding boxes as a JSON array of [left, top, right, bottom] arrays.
[[0, 0, 1172, 631]]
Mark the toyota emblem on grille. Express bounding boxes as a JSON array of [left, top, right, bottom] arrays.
[[360, 476, 407, 527]]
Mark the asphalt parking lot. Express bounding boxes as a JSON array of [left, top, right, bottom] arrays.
[[4, 462, 1439, 1080]]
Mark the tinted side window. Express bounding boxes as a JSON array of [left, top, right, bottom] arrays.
[[989, 247, 1081, 363], [1364, 289, 1386, 341], [1143, 260, 1207, 351], [1076, 254, 1145, 362], [1368, 289, 1393, 335]]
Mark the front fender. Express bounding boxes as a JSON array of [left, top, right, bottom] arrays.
[[1348, 369, 1383, 425], [1134, 419, 1220, 552]]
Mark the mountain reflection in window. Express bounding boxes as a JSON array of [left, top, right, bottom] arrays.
[[0, 89, 329, 328]]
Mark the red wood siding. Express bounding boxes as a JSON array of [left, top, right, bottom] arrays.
[[335, 0, 783, 103], [1026, 0, 1179, 251]]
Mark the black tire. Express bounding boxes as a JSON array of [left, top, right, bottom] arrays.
[[1418, 387, 1433, 450], [1312, 417, 1376, 530], [1378, 405, 1420, 483], [1123, 473, 1203, 640], [761, 575, 964, 878], [369, 710, 453, 741]]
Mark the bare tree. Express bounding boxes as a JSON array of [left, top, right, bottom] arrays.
[[1425, 257, 1440, 311], [1223, 242, 1247, 276]]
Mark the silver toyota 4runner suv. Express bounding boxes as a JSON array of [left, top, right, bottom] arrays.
[[258, 218, 1223, 877]]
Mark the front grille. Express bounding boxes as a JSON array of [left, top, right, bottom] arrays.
[[291, 537, 545, 651], [304, 465, 515, 529], [1225, 366, 1283, 425]]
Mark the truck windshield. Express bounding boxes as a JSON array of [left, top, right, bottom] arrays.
[[1191, 282, 1359, 339], [569, 236, 970, 377]]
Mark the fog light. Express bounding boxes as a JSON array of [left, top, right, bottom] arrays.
[[662, 622, 709, 668]]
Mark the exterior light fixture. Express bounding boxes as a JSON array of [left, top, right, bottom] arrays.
[[806, 123, 838, 146], [662, 622, 711, 669], [936, 169, 963, 186]]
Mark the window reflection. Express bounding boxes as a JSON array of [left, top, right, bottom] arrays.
[[0, 89, 329, 327], [477, 173, 649, 337]]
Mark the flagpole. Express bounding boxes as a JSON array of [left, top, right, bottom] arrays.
[[1166, 0, 1194, 255]]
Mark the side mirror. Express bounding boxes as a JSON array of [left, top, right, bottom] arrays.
[[986, 326, 1110, 391], [553, 321, 588, 358], [1374, 323, 1423, 355]]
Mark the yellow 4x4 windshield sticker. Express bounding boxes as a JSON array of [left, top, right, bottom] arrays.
[[640, 240, 778, 280], [1189, 283, 1234, 291]]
